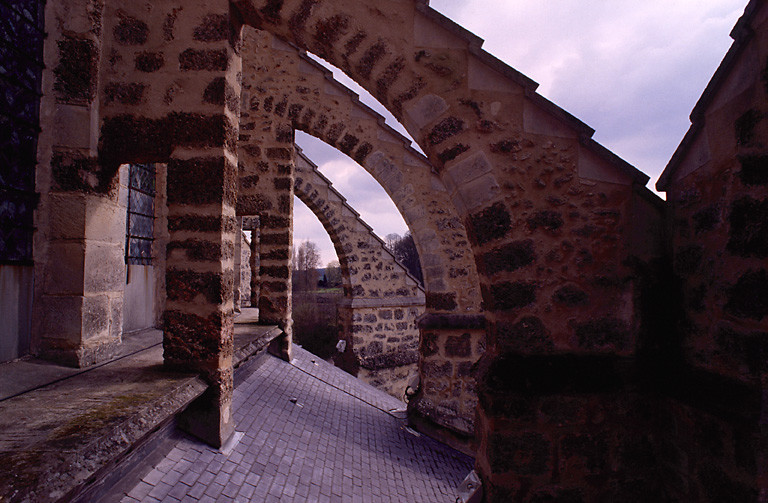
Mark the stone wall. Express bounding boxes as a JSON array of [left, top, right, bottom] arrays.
[[656, 2, 768, 498], [96, 0, 243, 447]]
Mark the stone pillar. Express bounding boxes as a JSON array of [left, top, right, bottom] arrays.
[[81, 0, 247, 448], [238, 75, 295, 360], [31, 0, 126, 367], [163, 1, 241, 446], [233, 217, 243, 312], [243, 216, 260, 312]]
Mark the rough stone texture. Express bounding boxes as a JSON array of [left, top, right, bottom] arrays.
[[414, 326, 485, 436], [659, 2, 768, 384]]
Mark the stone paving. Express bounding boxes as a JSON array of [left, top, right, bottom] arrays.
[[119, 346, 474, 502]]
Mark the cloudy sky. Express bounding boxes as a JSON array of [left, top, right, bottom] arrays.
[[293, 0, 747, 265]]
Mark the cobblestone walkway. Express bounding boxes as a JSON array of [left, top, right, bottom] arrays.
[[119, 347, 473, 502]]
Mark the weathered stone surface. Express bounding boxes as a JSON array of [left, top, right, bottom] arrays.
[[725, 270, 768, 320], [468, 202, 511, 245], [488, 432, 551, 475], [727, 197, 768, 258]]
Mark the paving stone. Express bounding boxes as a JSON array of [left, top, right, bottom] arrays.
[[120, 347, 473, 502]]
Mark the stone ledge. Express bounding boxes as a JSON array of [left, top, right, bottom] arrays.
[[0, 321, 280, 503], [0, 345, 206, 503], [338, 296, 425, 308]]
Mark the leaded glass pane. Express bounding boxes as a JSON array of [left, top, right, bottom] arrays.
[[125, 163, 156, 265], [0, 0, 44, 264]]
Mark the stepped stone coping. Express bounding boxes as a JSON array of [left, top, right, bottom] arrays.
[[0, 322, 281, 503], [338, 296, 426, 308]]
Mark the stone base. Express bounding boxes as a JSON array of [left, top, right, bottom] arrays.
[[177, 389, 235, 449], [268, 331, 292, 362], [408, 402, 477, 457], [37, 336, 121, 368]]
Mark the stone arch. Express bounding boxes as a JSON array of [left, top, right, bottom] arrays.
[[234, 0, 664, 486], [43, 0, 667, 488], [240, 27, 486, 433], [241, 28, 481, 315], [294, 148, 424, 398]]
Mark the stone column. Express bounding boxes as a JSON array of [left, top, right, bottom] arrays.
[[87, 0, 245, 447], [31, 0, 126, 367], [238, 52, 295, 360], [159, 5, 242, 447], [233, 217, 243, 312]]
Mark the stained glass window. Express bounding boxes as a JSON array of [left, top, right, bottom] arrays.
[[0, 0, 45, 263], [125, 164, 155, 265]]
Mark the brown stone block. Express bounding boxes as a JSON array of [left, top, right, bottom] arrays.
[[724, 269, 768, 321], [48, 194, 86, 240], [496, 316, 553, 352], [487, 432, 551, 475], [266, 147, 291, 160], [54, 37, 98, 103], [167, 239, 230, 262], [481, 240, 535, 275], [114, 16, 149, 45], [260, 265, 289, 279], [168, 215, 237, 233], [179, 48, 228, 71], [727, 197, 768, 258], [135, 51, 164, 72], [489, 281, 536, 311], [194, 14, 229, 42], [426, 292, 457, 311], [428, 117, 465, 146], [166, 269, 233, 305], [167, 156, 237, 206], [574, 317, 630, 351], [164, 309, 233, 357], [468, 202, 511, 245], [51, 150, 117, 195], [445, 333, 472, 358], [260, 232, 290, 245], [527, 210, 564, 233], [356, 41, 386, 80], [104, 82, 146, 105], [552, 285, 589, 307], [43, 241, 85, 295], [237, 195, 273, 214], [82, 294, 111, 339], [37, 295, 85, 344]]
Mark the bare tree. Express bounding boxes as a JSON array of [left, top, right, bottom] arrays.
[[293, 240, 321, 291]]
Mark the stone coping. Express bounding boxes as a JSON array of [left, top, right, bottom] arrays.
[[337, 296, 426, 308], [0, 321, 281, 503]]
